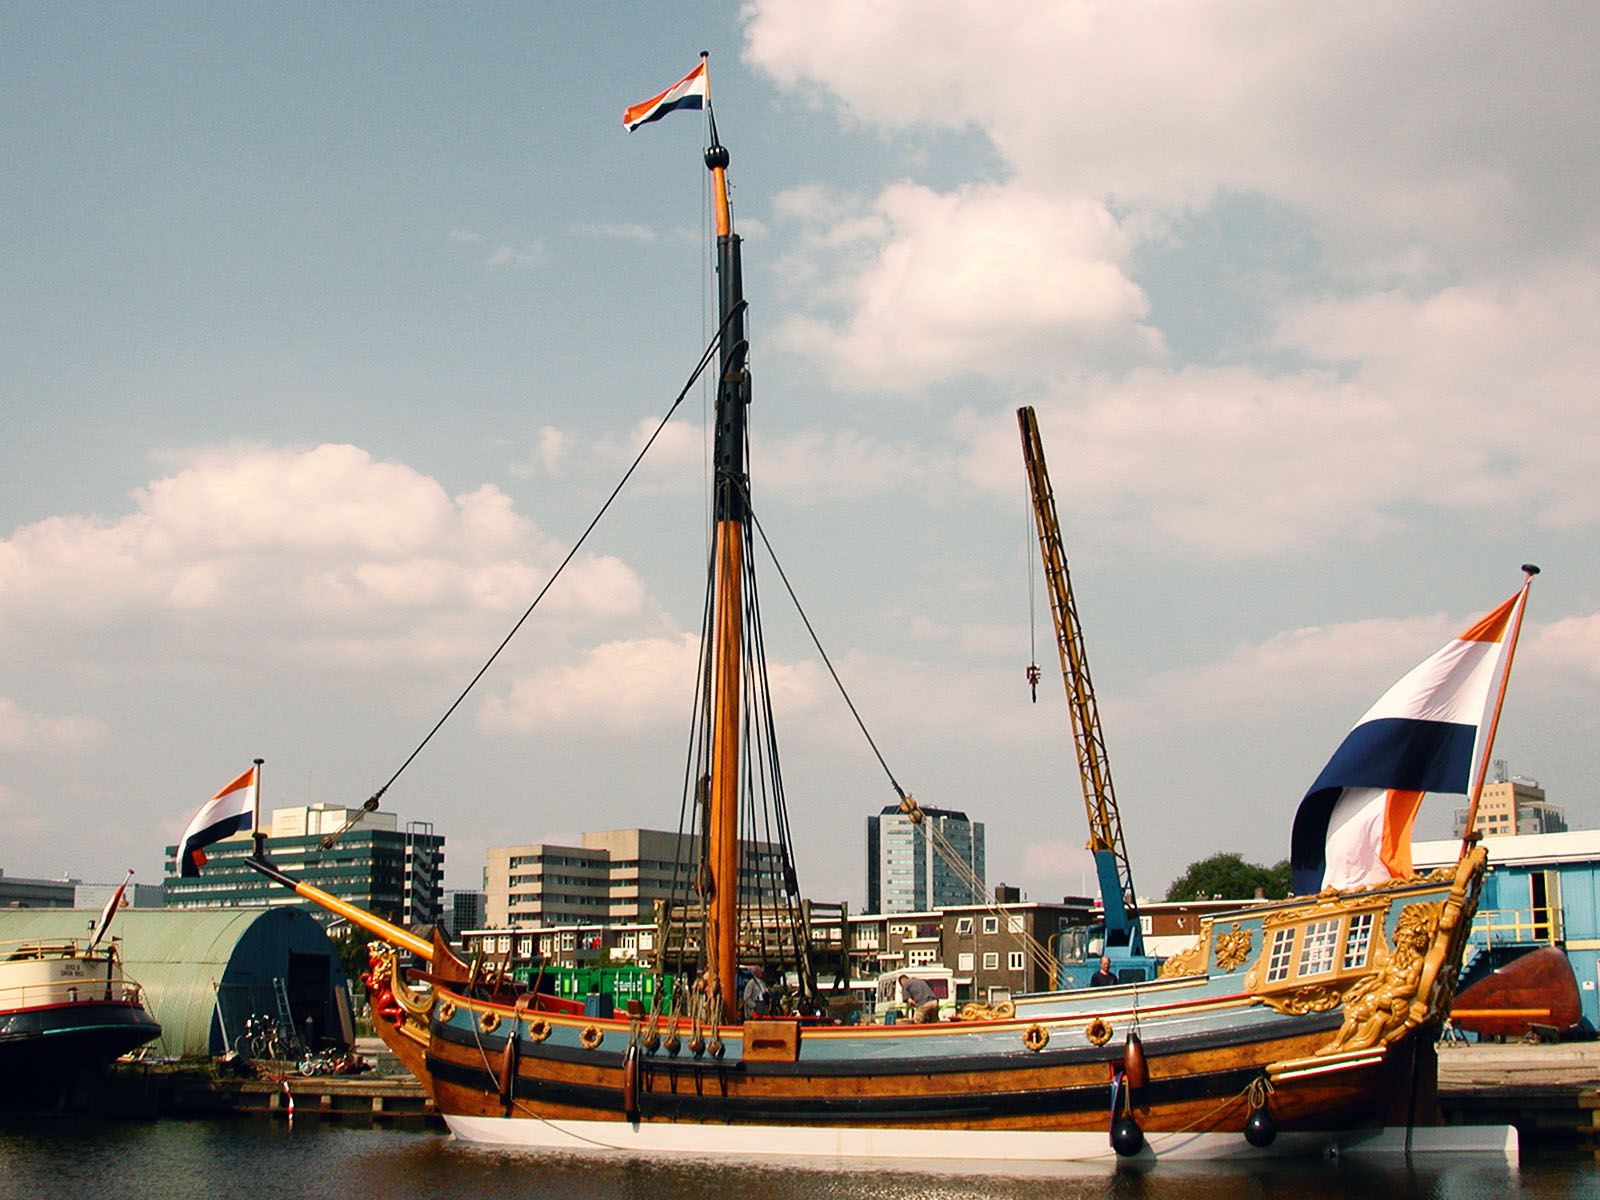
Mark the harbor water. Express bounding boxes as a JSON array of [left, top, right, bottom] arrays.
[[1, 1117, 1596, 1200]]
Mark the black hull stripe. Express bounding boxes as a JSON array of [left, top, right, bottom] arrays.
[[429, 1009, 1342, 1079], [426, 1052, 1295, 1125]]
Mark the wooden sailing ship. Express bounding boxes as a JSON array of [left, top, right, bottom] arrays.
[[237, 59, 1529, 1163]]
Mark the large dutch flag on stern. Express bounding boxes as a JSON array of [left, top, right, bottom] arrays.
[[1290, 577, 1533, 894], [177, 766, 259, 878]]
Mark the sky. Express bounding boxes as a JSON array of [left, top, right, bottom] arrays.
[[4, 3, 1599, 912]]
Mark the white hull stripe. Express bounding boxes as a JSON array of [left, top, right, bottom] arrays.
[[441, 1113, 1515, 1168]]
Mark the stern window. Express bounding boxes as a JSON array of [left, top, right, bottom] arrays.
[[1342, 912, 1376, 971], [1296, 919, 1340, 977]]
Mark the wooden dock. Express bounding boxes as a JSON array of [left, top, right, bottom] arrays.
[[88, 1062, 442, 1127], [1437, 1040, 1600, 1146]]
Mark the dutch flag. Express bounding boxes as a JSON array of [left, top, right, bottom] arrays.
[[1290, 577, 1532, 894], [177, 765, 259, 878], [622, 59, 709, 132]]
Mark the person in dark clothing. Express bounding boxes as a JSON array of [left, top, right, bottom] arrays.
[[898, 974, 940, 1022], [1090, 955, 1117, 987]]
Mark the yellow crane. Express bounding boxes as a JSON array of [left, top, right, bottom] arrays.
[[1018, 406, 1145, 959]]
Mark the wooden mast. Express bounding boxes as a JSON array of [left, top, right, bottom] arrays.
[[1458, 564, 1539, 844], [703, 68, 749, 1014]]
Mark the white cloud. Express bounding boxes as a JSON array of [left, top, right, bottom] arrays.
[[479, 634, 830, 731], [949, 258, 1600, 557], [1128, 615, 1465, 735], [0, 445, 650, 671], [774, 182, 1161, 389], [745, 0, 1600, 269], [487, 241, 544, 268], [0, 698, 106, 753]]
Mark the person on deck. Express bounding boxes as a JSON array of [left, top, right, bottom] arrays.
[[742, 965, 769, 1020], [1090, 955, 1117, 987], [898, 974, 940, 1023]]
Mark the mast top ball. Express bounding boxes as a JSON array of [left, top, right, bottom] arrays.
[[705, 144, 730, 170]]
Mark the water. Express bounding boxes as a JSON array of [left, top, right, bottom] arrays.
[[0, 1118, 1595, 1200]]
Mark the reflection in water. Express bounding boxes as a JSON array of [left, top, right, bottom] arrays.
[[0, 1119, 1589, 1200]]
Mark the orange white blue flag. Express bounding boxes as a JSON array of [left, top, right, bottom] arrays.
[[88, 868, 134, 949], [1290, 582, 1530, 893], [177, 765, 259, 877], [623, 60, 708, 132]]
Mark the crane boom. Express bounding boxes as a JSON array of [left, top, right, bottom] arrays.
[[1017, 406, 1143, 956]]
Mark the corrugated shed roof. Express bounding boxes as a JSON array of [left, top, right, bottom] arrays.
[[0, 908, 334, 1057]]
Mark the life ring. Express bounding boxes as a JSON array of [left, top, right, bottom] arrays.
[[1085, 1017, 1113, 1046], [1023, 1023, 1050, 1052], [437, 1000, 456, 1022], [527, 1018, 552, 1043], [480, 1011, 501, 1034], [580, 1025, 604, 1050]]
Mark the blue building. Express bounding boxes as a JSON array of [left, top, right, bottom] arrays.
[[1416, 830, 1600, 1033]]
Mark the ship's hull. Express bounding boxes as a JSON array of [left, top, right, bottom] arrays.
[[363, 850, 1491, 1163], [0, 1000, 161, 1111], [0, 941, 162, 1110], [1450, 945, 1583, 1040], [413, 1005, 1409, 1160]]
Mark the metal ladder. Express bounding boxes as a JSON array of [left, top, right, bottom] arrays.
[[272, 976, 303, 1055]]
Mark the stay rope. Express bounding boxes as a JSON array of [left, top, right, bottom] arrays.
[[319, 303, 745, 849]]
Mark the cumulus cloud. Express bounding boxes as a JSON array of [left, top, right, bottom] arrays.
[[1128, 615, 1467, 734], [479, 633, 830, 732], [0, 698, 106, 753], [745, 0, 1600, 268], [773, 182, 1161, 389], [950, 260, 1600, 557], [0, 444, 649, 671]]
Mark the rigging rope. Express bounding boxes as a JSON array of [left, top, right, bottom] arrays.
[[319, 303, 746, 851], [745, 497, 1056, 977]]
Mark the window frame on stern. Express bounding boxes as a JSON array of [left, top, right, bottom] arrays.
[[1257, 901, 1390, 990]]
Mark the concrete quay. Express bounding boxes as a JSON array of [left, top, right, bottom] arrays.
[[1437, 1040, 1600, 1145]]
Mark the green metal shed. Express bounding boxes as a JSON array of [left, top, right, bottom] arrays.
[[0, 907, 350, 1058]]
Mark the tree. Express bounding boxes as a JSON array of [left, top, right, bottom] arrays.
[[1165, 853, 1292, 902], [330, 927, 374, 1000]]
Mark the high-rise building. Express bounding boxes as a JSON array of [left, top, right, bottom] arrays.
[[1453, 771, 1566, 839], [444, 889, 487, 940], [484, 828, 787, 929], [163, 803, 445, 930], [866, 805, 986, 914]]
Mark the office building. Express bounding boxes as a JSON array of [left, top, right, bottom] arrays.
[[0, 869, 79, 909], [867, 805, 986, 914], [1453, 775, 1567, 839], [163, 803, 445, 930], [485, 828, 786, 929]]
